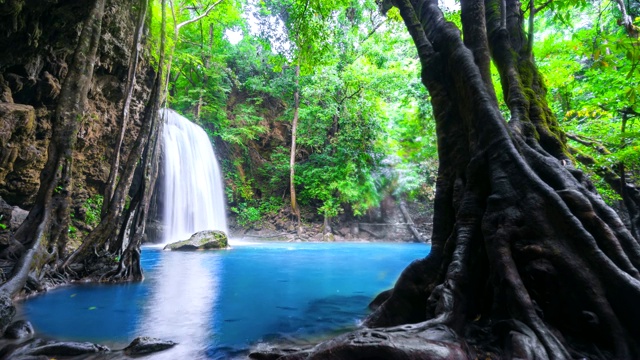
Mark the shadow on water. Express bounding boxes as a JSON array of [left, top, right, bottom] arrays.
[[208, 294, 372, 360]]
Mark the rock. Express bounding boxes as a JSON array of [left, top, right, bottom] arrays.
[[123, 336, 176, 355], [4, 320, 34, 339], [0, 103, 47, 207], [144, 220, 164, 244], [0, 292, 16, 333], [26, 341, 109, 356], [163, 230, 229, 251], [0, 75, 13, 103], [10, 206, 28, 231]]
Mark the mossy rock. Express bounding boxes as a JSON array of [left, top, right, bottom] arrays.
[[163, 230, 229, 251]]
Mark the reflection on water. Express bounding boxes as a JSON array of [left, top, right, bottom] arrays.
[[19, 242, 429, 359], [137, 251, 219, 359]]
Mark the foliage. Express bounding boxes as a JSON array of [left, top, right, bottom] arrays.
[[153, 0, 639, 226], [83, 195, 103, 227], [535, 2, 640, 202], [159, 0, 438, 223], [231, 197, 283, 227]]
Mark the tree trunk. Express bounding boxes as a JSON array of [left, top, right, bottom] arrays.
[[289, 62, 301, 229], [1, 0, 106, 297], [261, 0, 640, 358], [398, 200, 422, 242], [102, 0, 148, 216], [100, 0, 166, 282], [61, 0, 165, 280], [105, 76, 163, 282]]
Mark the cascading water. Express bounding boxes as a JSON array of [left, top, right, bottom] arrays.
[[161, 109, 228, 244]]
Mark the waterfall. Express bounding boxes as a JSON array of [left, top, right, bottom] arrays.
[[161, 109, 228, 244]]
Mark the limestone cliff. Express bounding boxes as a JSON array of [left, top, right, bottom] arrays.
[[0, 0, 153, 230]]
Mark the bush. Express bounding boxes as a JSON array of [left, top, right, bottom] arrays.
[[83, 194, 103, 227]]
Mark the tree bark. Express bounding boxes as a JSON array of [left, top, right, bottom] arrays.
[[102, 0, 148, 216], [61, 0, 165, 280], [101, 0, 166, 282]]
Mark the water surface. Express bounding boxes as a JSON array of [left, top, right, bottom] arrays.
[[20, 241, 429, 359]]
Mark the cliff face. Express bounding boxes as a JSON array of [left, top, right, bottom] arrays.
[[0, 1, 153, 218]]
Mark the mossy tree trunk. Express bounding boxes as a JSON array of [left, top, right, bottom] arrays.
[[102, 0, 148, 216], [62, 0, 166, 282], [0, 0, 106, 297], [284, 0, 640, 358]]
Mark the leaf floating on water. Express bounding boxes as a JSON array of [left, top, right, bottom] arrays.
[[88, 306, 97, 310]]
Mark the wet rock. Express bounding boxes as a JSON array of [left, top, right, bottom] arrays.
[[123, 336, 176, 355], [144, 220, 164, 244], [164, 230, 229, 251], [25, 341, 109, 356], [4, 320, 34, 339], [0, 292, 16, 333]]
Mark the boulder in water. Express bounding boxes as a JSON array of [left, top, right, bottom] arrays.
[[24, 341, 109, 356], [123, 336, 176, 355], [163, 230, 229, 251], [4, 320, 34, 339]]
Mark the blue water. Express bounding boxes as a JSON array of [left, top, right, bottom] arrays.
[[19, 241, 429, 359]]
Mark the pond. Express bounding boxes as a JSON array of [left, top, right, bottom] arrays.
[[18, 241, 429, 359]]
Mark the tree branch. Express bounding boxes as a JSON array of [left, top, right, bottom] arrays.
[[566, 133, 612, 155], [533, 0, 552, 14], [176, 0, 224, 31], [613, 0, 639, 37]]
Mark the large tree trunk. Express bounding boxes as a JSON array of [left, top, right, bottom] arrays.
[[256, 0, 640, 358], [61, 0, 166, 281], [102, 0, 148, 216], [0, 0, 106, 297]]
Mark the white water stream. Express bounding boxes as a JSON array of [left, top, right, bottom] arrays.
[[161, 109, 228, 244]]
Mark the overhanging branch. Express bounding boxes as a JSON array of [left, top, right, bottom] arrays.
[[176, 0, 224, 30]]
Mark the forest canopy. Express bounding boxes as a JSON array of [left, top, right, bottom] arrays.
[[158, 0, 638, 231]]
